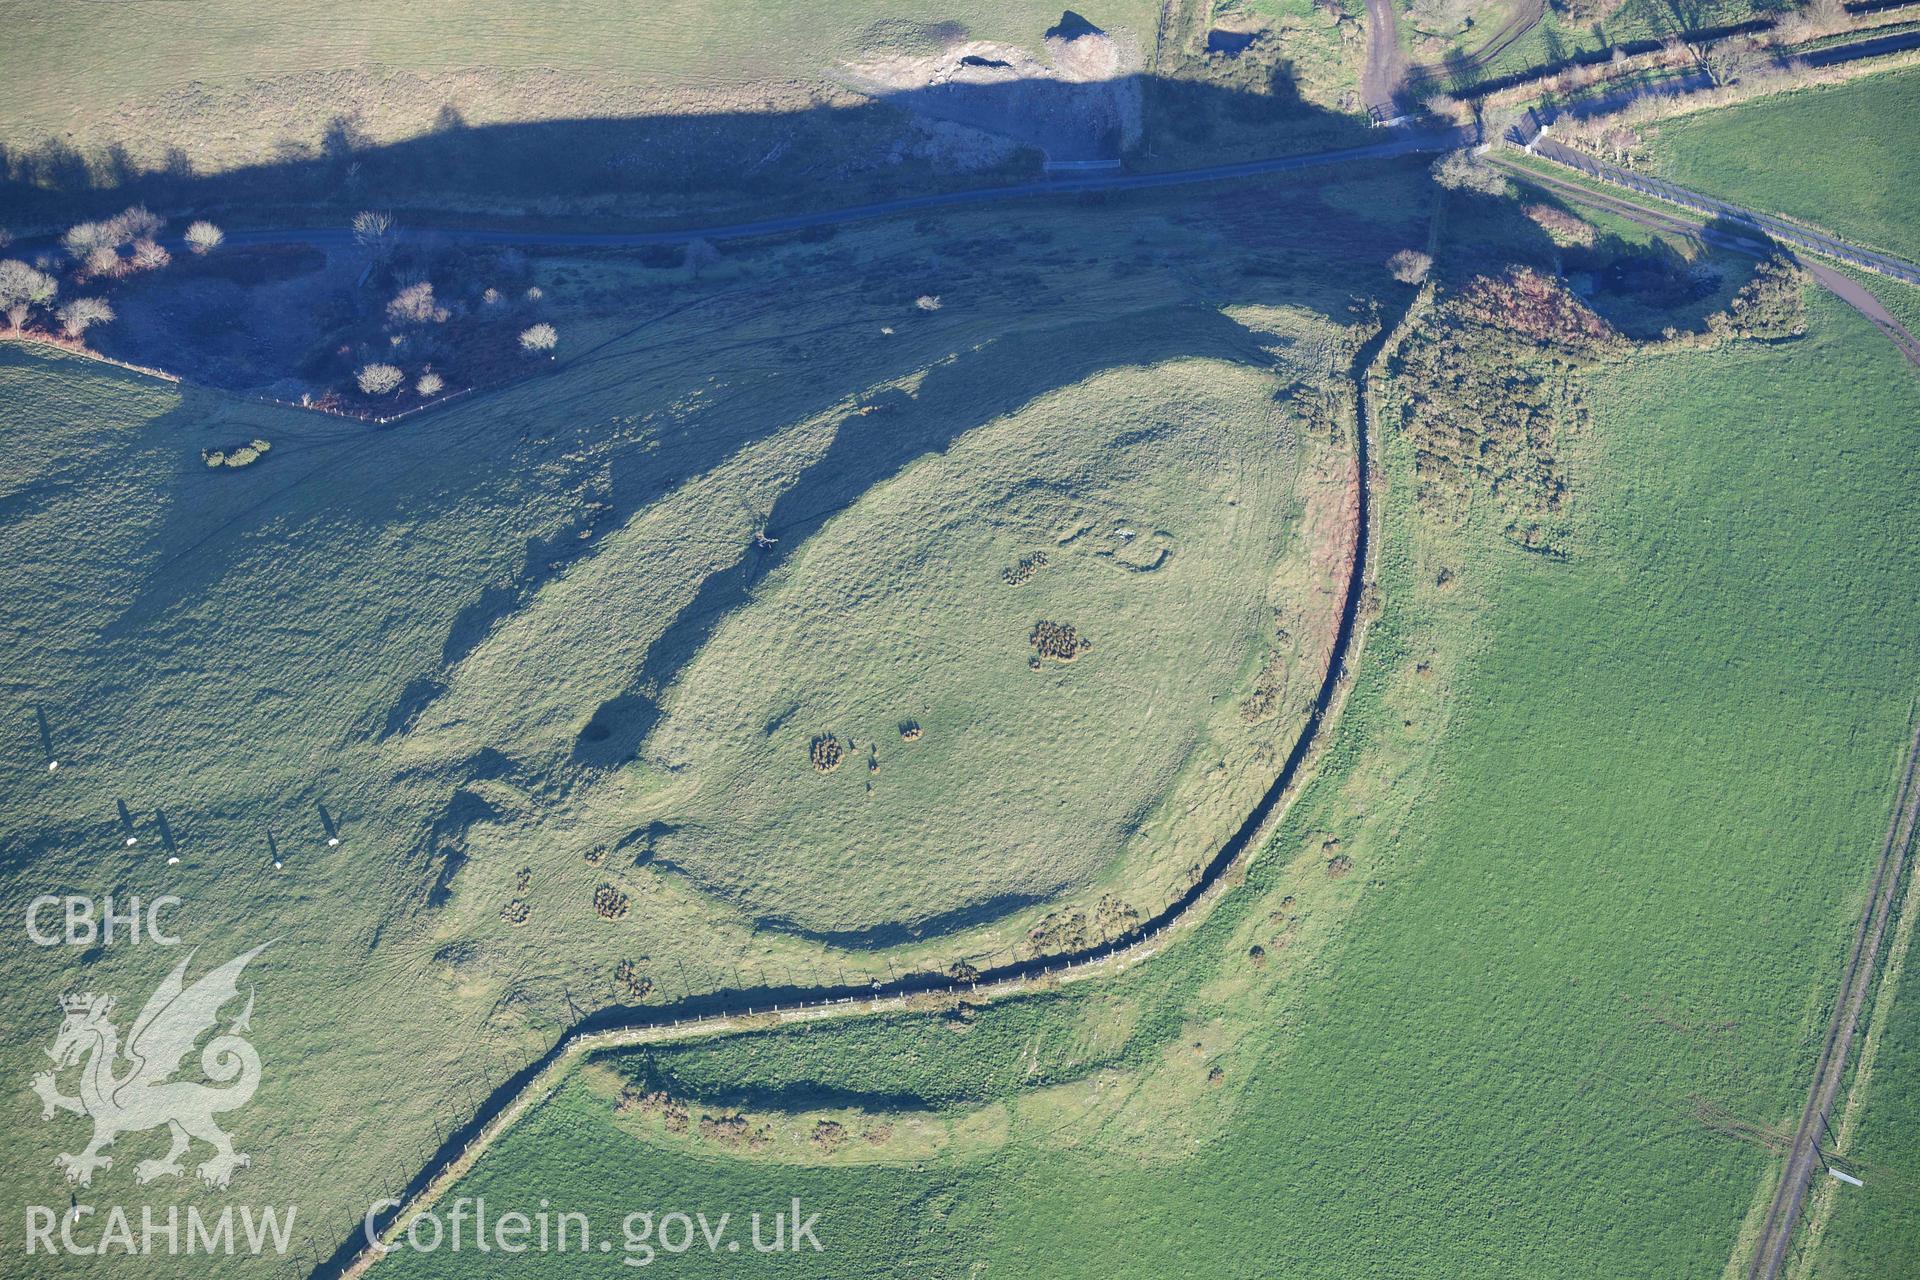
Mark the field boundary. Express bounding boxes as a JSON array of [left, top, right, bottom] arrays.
[[317, 301, 1405, 1280], [1787, 714, 1920, 1276], [1506, 136, 1920, 285], [1745, 711, 1920, 1279]]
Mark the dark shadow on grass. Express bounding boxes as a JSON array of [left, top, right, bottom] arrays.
[[0, 66, 1373, 228], [0, 62, 1538, 973]]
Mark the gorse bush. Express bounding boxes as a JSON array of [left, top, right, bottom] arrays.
[[202, 439, 272, 469]]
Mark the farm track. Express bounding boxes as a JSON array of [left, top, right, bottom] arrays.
[[1746, 714, 1920, 1279], [1362, 0, 1544, 117], [1403, 0, 1548, 96], [315, 258, 1406, 1280], [1363, 0, 1410, 117]]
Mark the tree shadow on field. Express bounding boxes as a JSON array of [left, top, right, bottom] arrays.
[[0, 62, 1372, 228], [0, 49, 1539, 954]]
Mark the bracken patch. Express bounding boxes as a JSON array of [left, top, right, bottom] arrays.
[[809, 734, 844, 772], [1029, 619, 1093, 666], [593, 882, 631, 920]]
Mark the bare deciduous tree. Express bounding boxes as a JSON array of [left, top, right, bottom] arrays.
[[1776, 0, 1848, 42], [1388, 249, 1434, 284], [56, 297, 114, 338], [386, 282, 448, 326], [352, 210, 395, 252], [185, 221, 225, 255], [108, 206, 163, 243], [63, 221, 114, 259], [356, 363, 405, 394], [1431, 148, 1511, 196], [1692, 37, 1769, 87], [84, 245, 123, 278], [0, 259, 60, 327], [518, 323, 558, 352], [416, 371, 445, 396], [132, 239, 171, 271]]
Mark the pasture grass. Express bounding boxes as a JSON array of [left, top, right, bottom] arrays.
[[0, 0, 1162, 176], [1644, 65, 1920, 262], [376, 268, 1920, 1277], [627, 356, 1345, 940], [0, 160, 1426, 1277]]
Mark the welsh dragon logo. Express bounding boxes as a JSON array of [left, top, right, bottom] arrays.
[[32, 944, 269, 1190]]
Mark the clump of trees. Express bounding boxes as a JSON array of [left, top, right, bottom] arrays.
[[1431, 149, 1510, 197], [63, 206, 168, 281], [0, 259, 60, 333], [0, 205, 231, 348]]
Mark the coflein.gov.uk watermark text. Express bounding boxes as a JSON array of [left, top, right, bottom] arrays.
[[367, 1196, 824, 1266]]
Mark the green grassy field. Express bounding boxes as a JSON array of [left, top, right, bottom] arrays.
[[1645, 66, 1920, 262], [0, 155, 1422, 1276], [374, 268, 1920, 1277], [1406, 0, 1774, 90], [0, 0, 1161, 177], [1800, 852, 1920, 1279], [621, 357, 1342, 940]]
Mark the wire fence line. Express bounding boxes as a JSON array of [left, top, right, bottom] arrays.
[[1523, 136, 1920, 286]]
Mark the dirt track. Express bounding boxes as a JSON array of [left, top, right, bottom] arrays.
[[1367, 0, 1547, 114], [1403, 0, 1547, 96], [1362, 0, 1409, 117], [1748, 715, 1920, 1279]]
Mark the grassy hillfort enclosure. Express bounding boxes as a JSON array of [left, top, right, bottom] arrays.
[[1, 2, 1917, 1279]]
